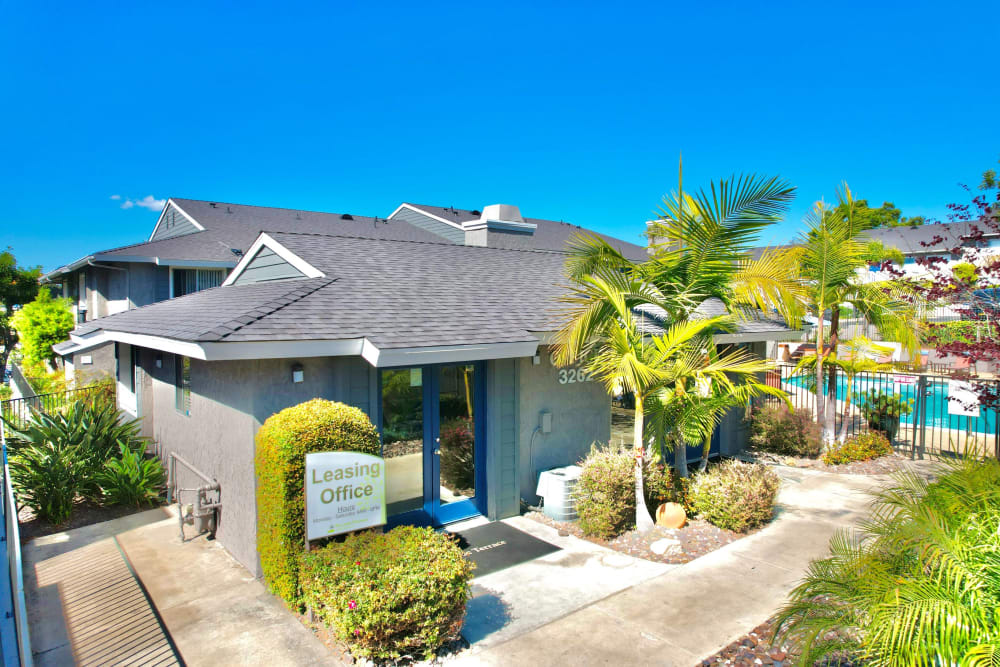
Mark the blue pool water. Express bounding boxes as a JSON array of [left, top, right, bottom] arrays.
[[783, 374, 997, 435]]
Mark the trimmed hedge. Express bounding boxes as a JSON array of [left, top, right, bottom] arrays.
[[255, 399, 380, 603], [300, 526, 472, 661], [821, 431, 893, 466], [689, 459, 780, 532]]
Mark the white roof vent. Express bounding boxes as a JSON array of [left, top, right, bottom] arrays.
[[481, 204, 524, 224]]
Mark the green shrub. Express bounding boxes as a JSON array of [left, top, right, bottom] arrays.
[[689, 459, 780, 532], [300, 526, 472, 661], [255, 399, 381, 603], [10, 443, 88, 524], [776, 457, 1000, 664], [10, 290, 74, 366], [574, 445, 683, 539], [749, 405, 821, 457], [97, 442, 165, 507], [821, 431, 892, 465], [859, 389, 913, 438]]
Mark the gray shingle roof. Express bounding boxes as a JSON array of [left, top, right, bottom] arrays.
[[634, 298, 793, 337], [75, 232, 794, 349]]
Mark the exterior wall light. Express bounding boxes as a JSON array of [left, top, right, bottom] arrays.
[[532, 354, 541, 365], [292, 363, 304, 383], [155, 353, 163, 369]]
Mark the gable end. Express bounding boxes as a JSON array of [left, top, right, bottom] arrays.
[[150, 200, 204, 241]]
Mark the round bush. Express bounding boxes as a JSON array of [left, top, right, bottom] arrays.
[[689, 459, 780, 532], [255, 399, 380, 603], [821, 431, 892, 466], [574, 446, 682, 539], [299, 526, 472, 661], [750, 405, 821, 458]]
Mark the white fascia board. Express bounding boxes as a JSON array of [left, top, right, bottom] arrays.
[[462, 219, 538, 232], [148, 199, 205, 241], [713, 330, 803, 344], [367, 340, 540, 368], [153, 258, 238, 268], [389, 203, 465, 231], [222, 233, 324, 286], [40, 255, 96, 282], [74, 330, 209, 360]]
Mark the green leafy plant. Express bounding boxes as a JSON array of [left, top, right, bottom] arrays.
[[688, 459, 780, 532], [97, 442, 165, 507], [299, 526, 472, 661], [439, 418, 475, 492], [821, 431, 892, 465], [859, 389, 913, 441], [574, 445, 683, 539], [255, 399, 381, 603], [10, 289, 74, 366], [749, 405, 822, 458], [10, 442, 88, 524], [776, 456, 1000, 665]]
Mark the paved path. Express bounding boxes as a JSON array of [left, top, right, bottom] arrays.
[[461, 465, 934, 666], [24, 507, 335, 666]]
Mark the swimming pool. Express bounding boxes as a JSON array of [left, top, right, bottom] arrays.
[[783, 373, 997, 435]]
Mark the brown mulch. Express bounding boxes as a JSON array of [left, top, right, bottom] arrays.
[[524, 510, 755, 565], [743, 451, 914, 476], [701, 614, 864, 666], [17, 499, 167, 544]]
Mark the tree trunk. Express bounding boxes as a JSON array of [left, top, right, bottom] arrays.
[[633, 397, 654, 533], [814, 312, 831, 447], [837, 373, 853, 444], [698, 433, 711, 472], [673, 433, 689, 478], [824, 309, 841, 447]]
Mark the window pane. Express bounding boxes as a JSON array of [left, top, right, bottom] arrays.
[[381, 369, 423, 516], [175, 355, 190, 415], [439, 364, 475, 505]]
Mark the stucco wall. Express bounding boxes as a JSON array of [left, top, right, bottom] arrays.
[[517, 346, 611, 504], [70, 341, 115, 385], [143, 352, 376, 576]]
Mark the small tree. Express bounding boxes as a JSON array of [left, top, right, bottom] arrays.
[[0, 249, 41, 375], [11, 290, 74, 367]]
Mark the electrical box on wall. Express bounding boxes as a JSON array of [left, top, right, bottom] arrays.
[[540, 410, 552, 434]]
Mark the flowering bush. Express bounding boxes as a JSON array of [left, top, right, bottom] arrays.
[[749, 405, 821, 458], [574, 446, 684, 539], [299, 526, 472, 661], [689, 460, 780, 532], [821, 431, 893, 466]]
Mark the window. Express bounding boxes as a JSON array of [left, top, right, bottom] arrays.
[[172, 269, 225, 298], [175, 355, 191, 415]]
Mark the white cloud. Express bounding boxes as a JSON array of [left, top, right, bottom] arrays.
[[135, 195, 166, 211], [114, 194, 165, 211]]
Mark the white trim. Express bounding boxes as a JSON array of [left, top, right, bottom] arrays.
[[222, 233, 324, 286], [388, 203, 466, 231], [367, 341, 539, 368], [148, 199, 205, 241], [155, 258, 236, 268], [713, 330, 803, 344], [463, 219, 538, 232]]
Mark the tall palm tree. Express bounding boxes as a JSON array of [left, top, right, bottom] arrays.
[[555, 163, 803, 529], [784, 186, 919, 446]]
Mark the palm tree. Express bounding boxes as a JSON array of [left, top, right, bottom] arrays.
[[775, 455, 1000, 665], [555, 163, 803, 529], [783, 186, 919, 447], [793, 336, 895, 444]]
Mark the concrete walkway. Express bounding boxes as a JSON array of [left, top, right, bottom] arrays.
[[24, 507, 335, 666], [460, 465, 930, 666]]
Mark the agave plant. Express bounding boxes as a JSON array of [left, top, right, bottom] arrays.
[[96, 442, 165, 507], [6, 399, 145, 463], [775, 455, 1000, 665]]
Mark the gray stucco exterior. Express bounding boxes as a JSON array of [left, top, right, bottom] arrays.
[[516, 346, 612, 505]]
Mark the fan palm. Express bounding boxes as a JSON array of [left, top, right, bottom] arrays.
[[793, 336, 895, 444], [783, 186, 920, 446], [775, 455, 1000, 666]]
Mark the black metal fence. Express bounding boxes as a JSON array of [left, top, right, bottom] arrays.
[[1, 384, 114, 433], [762, 364, 1000, 459]]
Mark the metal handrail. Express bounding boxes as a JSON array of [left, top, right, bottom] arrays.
[[168, 453, 221, 541]]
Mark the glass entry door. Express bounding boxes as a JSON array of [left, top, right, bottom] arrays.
[[380, 363, 484, 525]]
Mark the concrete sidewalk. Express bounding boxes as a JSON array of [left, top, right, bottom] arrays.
[[461, 465, 922, 666]]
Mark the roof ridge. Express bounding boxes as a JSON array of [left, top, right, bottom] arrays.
[[198, 277, 338, 341], [174, 197, 387, 221], [264, 229, 584, 256]]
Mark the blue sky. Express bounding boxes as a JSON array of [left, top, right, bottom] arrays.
[[2, 2, 998, 272]]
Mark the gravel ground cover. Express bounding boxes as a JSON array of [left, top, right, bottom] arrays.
[[743, 450, 913, 476]]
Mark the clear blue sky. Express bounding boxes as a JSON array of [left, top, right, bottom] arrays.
[[2, 2, 998, 272]]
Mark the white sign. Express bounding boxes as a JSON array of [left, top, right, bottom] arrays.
[[305, 452, 387, 541], [893, 374, 918, 386], [947, 380, 981, 418]]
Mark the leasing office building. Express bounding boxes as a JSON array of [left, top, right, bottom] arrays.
[[56, 199, 796, 575]]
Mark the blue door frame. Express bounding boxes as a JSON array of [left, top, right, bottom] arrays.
[[382, 362, 487, 528]]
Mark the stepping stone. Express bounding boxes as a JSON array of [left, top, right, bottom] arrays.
[[650, 538, 681, 555]]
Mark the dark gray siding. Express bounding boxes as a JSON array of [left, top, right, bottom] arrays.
[[231, 246, 305, 285], [151, 202, 201, 241], [487, 358, 520, 519], [390, 207, 464, 244]]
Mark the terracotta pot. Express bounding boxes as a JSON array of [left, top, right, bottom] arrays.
[[655, 502, 686, 529]]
